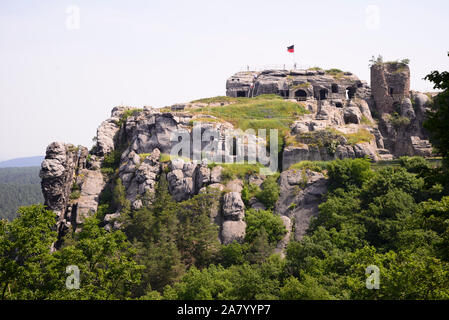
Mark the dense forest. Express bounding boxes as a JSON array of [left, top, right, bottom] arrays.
[[0, 167, 43, 221], [1, 155, 448, 300]]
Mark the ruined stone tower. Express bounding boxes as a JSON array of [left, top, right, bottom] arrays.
[[370, 61, 433, 157], [370, 61, 410, 115]]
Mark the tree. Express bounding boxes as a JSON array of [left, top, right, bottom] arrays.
[[0, 205, 57, 299], [256, 174, 280, 209], [244, 209, 286, 245], [326, 158, 373, 190], [51, 217, 143, 299], [122, 175, 184, 295], [280, 275, 332, 300], [219, 241, 246, 267], [176, 189, 221, 268], [246, 227, 273, 264], [346, 246, 449, 299], [424, 52, 449, 166]]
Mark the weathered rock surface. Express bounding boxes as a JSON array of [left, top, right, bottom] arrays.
[[40, 142, 89, 247], [95, 107, 127, 156], [222, 192, 245, 221], [275, 215, 292, 256], [275, 169, 327, 242], [119, 149, 161, 208], [39, 65, 436, 251], [221, 220, 246, 244], [75, 169, 105, 225], [226, 69, 371, 101]]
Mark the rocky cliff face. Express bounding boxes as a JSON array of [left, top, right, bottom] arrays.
[[40, 65, 435, 251], [370, 62, 433, 157]]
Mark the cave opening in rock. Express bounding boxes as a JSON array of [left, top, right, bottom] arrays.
[[346, 87, 356, 100], [335, 102, 343, 108], [232, 137, 237, 156], [319, 89, 328, 100], [294, 89, 307, 101], [331, 84, 339, 93], [278, 90, 289, 98], [236, 91, 246, 97], [389, 87, 394, 96]]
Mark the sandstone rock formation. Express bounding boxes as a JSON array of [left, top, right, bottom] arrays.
[[371, 62, 433, 157], [40, 63, 436, 252], [276, 169, 327, 242], [226, 69, 371, 101]]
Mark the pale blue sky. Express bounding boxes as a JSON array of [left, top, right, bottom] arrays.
[[1, 0, 448, 161]]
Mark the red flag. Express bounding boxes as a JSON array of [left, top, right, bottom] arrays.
[[287, 45, 294, 53]]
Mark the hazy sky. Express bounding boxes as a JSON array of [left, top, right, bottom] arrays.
[[1, 0, 448, 161]]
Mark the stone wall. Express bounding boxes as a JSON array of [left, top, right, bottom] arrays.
[[226, 69, 372, 102], [370, 62, 410, 114]]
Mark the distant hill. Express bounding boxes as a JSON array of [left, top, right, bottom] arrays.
[[0, 167, 43, 220], [0, 156, 44, 168]]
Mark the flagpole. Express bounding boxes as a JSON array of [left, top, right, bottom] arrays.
[[287, 44, 295, 70], [292, 50, 296, 69]]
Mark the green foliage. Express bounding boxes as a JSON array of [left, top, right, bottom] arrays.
[[159, 153, 171, 163], [325, 68, 343, 74], [280, 275, 333, 300], [369, 54, 384, 66], [346, 247, 449, 299], [0, 167, 42, 184], [219, 242, 246, 267], [101, 149, 121, 174], [138, 153, 152, 162], [256, 174, 280, 209], [360, 115, 373, 125], [360, 167, 424, 201], [342, 129, 374, 145], [399, 156, 433, 173], [177, 189, 221, 268], [283, 157, 449, 299], [387, 112, 411, 128], [112, 178, 130, 214], [3, 152, 449, 300], [69, 190, 81, 200], [244, 209, 286, 245], [54, 218, 143, 299], [419, 196, 449, 261], [292, 82, 312, 90], [117, 108, 143, 127], [299, 130, 344, 149], [0, 184, 43, 221], [0, 205, 57, 299], [325, 69, 348, 79], [191, 96, 244, 104], [289, 160, 327, 173], [241, 182, 261, 205], [424, 52, 449, 167], [215, 162, 264, 182], [186, 95, 309, 153], [123, 175, 184, 294], [326, 158, 373, 190], [163, 256, 285, 300], [0, 167, 43, 220]]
